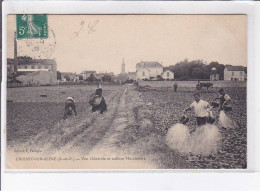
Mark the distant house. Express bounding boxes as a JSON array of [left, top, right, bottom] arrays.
[[128, 72, 136, 80], [7, 58, 57, 85], [136, 61, 175, 80], [17, 71, 57, 86], [7, 58, 57, 80], [210, 67, 220, 81], [162, 67, 174, 80], [60, 72, 75, 81], [136, 61, 163, 80], [224, 65, 246, 81], [80, 71, 96, 80]]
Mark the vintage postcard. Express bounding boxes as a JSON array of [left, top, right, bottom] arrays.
[[5, 14, 247, 169]]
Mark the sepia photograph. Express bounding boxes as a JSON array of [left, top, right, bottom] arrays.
[[5, 14, 247, 169]]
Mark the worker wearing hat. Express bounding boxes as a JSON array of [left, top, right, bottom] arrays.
[[63, 96, 77, 120], [216, 88, 232, 111]]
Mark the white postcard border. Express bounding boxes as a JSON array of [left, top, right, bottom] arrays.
[[1, 0, 260, 190]]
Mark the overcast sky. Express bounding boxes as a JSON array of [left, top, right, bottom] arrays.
[[7, 15, 247, 74]]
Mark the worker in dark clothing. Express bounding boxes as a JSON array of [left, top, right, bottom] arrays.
[[214, 88, 232, 112], [174, 81, 178, 92], [90, 83, 107, 114]]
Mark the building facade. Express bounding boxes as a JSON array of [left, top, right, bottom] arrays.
[[136, 61, 163, 80], [210, 73, 220, 81], [210, 67, 220, 81], [136, 61, 175, 80], [162, 67, 174, 80], [8, 58, 57, 77], [224, 65, 246, 81], [7, 58, 57, 85], [17, 71, 57, 86], [136, 67, 150, 80]]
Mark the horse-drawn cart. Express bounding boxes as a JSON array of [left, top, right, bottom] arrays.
[[196, 82, 213, 90]]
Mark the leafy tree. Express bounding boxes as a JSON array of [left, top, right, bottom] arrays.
[[86, 73, 100, 82], [86, 73, 95, 82], [169, 59, 226, 80], [102, 75, 112, 82], [207, 61, 225, 80]]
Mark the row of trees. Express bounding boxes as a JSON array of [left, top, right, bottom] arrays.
[[168, 59, 226, 80]]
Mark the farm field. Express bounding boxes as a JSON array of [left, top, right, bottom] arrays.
[[7, 85, 117, 145], [6, 85, 247, 169], [135, 87, 247, 169]]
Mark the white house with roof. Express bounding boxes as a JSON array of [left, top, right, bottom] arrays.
[[210, 67, 220, 81], [136, 61, 163, 80], [7, 58, 57, 79], [136, 61, 174, 80], [7, 58, 58, 85], [162, 67, 174, 80], [224, 65, 246, 81]]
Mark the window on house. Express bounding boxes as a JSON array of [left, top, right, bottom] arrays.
[[232, 71, 234, 76], [231, 78, 233, 81], [214, 74, 216, 78], [45, 65, 48, 69], [31, 66, 35, 69], [38, 65, 41, 69], [167, 72, 170, 77], [240, 71, 243, 76], [24, 66, 27, 69]]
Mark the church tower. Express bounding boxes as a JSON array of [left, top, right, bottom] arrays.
[[121, 57, 126, 74]]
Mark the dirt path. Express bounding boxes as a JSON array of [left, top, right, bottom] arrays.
[[84, 87, 156, 168], [59, 86, 156, 168], [88, 88, 129, 153]]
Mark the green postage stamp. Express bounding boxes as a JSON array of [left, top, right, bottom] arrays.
[[16, 14, 48, 39]]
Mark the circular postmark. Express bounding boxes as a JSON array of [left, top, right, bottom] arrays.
[[17, 26, 56, 61]]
